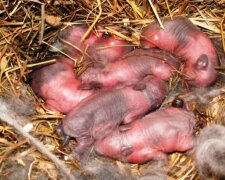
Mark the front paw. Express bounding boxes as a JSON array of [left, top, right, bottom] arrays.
[[71, 149, 81, 161], [56, 124, 72, 146]]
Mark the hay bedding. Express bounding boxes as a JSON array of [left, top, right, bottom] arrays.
[[0, 0, 224, 179]]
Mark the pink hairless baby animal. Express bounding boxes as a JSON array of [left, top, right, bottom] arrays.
[[53, 25, 133, 65], [30, 56, 94, 114], [54, 25, 103, 56], [87, 36, 134, 66], [60, 75, 167, 157], [140, 16, 219, 87], [79, 48, 181, 90], [95, 100, 196, 164]]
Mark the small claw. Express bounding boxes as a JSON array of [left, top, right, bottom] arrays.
[[62, 135, 71, 146], [172, 97, 184, 108], [56, 124, 72, 146]]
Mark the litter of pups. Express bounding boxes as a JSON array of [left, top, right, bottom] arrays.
[[30, 16, 224, 177]]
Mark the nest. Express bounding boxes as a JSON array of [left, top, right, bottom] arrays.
[[0, 0, 225, 179]]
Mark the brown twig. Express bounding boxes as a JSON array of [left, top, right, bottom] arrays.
[[176, 0, 189, 15]]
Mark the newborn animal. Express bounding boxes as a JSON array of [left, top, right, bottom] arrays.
[[95, 105, 196, 164], [80, 48, 180, 89], [30, 56, 93, 114], [141, 16, 219, 87], [61, 75, 167, 156], [53, 25, 133, 65]]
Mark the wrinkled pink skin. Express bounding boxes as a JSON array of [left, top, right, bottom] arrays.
[[79, 48, 181, 89], [62, 76, 167, 156], [140, 16, 219, 87], [30, 56, 93, 114], [95, 107, 196, 164], [88, 36, 134, 65], [58, 25, 103, 56], [57, 25, 133, 65]]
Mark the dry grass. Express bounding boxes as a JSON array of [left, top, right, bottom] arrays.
[[0, 0, 225, 179]]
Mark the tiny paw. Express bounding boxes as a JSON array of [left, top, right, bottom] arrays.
[[71, 150, 81, 161]]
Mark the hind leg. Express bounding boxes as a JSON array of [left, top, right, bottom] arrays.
[[72, 135, 94, 160]]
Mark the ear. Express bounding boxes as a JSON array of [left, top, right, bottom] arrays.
[[195, 54, 209, 70], [121, 146, 133, 156], [132, 82, 146, 91], [119, 124, 132, 132]]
